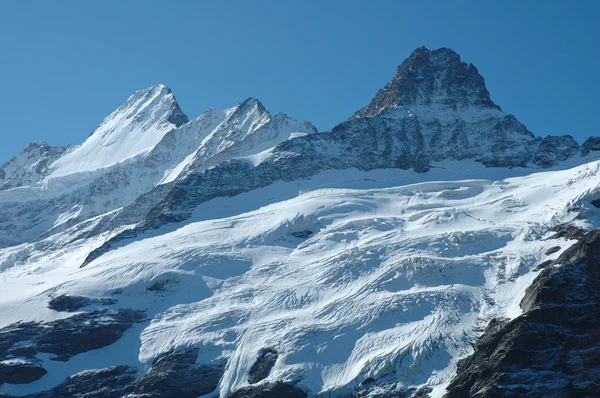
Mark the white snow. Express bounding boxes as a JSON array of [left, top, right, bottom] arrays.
[[2, 159, 600, 397], [47, 85, 180, 178]]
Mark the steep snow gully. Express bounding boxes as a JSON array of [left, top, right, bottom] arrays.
[[1, 47, 600, 398]]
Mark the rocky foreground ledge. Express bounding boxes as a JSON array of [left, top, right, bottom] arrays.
[[445, 228, 600, 397]]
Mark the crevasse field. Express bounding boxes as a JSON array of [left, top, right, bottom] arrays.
[[2, 158, 600, 397]]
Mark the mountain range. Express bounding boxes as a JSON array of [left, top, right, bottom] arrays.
[[1, 47, 599, 398]]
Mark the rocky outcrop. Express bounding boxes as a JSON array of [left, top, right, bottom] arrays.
[[445, 229, 600, 397], [0, 309, 144, 365], [0, 143, 67, 190], [47, 295, 117, 312], [580, 136, 600, 156], [230, 382, 307, 398], [133, 348, 224, 397], [532, 135, 579, 167], [4, 349, 224, 397], [25, 365, 137, 398], [0, 360, 47, 385], [248, 348, 279, 384]]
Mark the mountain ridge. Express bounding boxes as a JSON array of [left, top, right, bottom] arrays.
[[1, 46, 600, 398]]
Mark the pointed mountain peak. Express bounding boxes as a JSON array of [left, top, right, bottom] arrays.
[[352, 46, 500, 119], [236, 97, 268, 114], [47, 84, 189, 178], [117, 84, 188, 128]]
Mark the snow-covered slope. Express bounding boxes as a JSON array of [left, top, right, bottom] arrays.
[[47, 84, 188, 178], [2, 161, 600, 397], [0, 91, 315, 249]]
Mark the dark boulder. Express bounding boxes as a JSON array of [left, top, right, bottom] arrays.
[[230, 382, 307, 398], [47, 295, 94, 312], [291, 231, 313, 239], [248, 348, 278, 384], [47, 295, 118, 312], [132, 348, 224, 398], [0, 360, 47, 385]]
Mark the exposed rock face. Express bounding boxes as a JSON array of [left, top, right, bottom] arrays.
[[352, 47, 500, 119], [0, 143, 67, 190], [580, 136, 600, 156], [25, 365, 137, 398], [532, 135, 579, 167], [34, 309, 145, 361], [0, 309, 144, 366], [133, 348, 225, 398], [248, 348, 279, 384], [0, 360, 47, 385], [6, 350, 224, 397], [47, 295, 117, 312], [445, 229, 600, 397], [230, 382, 307, 398], [547, 224, 586, 240]]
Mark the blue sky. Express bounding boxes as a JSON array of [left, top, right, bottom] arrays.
[[0, 1, 598, 164]]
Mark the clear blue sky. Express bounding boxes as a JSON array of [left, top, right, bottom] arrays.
[[1, 1, 599, 164]]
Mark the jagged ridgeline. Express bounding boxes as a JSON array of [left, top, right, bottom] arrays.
[[1, 47, 600, 398]]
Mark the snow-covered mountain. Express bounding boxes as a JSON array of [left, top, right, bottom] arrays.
[[1, 47, 600, 398]]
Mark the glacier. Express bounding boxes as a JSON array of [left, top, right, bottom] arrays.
[[1, 46, 600, 397]]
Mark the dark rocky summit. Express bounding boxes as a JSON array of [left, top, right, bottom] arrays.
[[445, 229, 600, 397], [580, 136, 600, 156], [352, 47, 500, 119], [532, 135, 579, 168]]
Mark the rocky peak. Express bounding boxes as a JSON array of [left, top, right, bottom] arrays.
[[0, 142, 67, 189], [111, 84, 189, 129], [352, 46, 500, 119]]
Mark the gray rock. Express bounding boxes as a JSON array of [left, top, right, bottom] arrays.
[[0, 143, 67, 190], [544, 246, 561, 255], [0, 360, 47, 385], [0, 322, 42, 362], [248, 348, 278, 384], [547, 224, 586, 240], [445, 229, 600, 397], [6, 349, 224, 397], [132, 348, 224, 398], [33, 309, 145, 361], [532, 135, 579, 167], [580, 136, 600, 156], [26, 365, 137, 398], [0, 309, 144, 366], [47, 295, 94, 312], [291, 231, 313, 239], [352, 47, 500, 119], [230, 382, 307, 398]]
